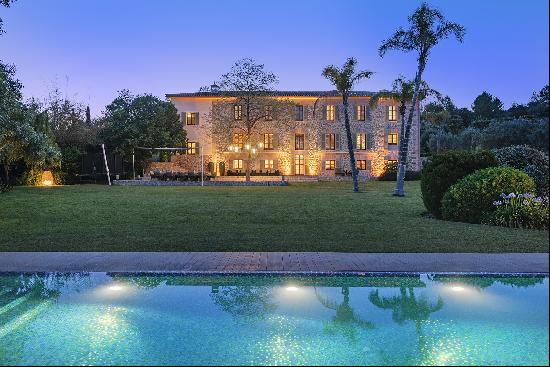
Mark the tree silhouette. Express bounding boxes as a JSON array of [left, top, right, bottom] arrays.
[[315, 286, 374, 343]]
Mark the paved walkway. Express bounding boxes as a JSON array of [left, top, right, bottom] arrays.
[[0, 252, 547, 273]]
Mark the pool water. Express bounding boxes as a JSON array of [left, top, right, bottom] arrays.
[[0, 273, 548, 366]]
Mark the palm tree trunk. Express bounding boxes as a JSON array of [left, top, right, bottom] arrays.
[[394, 64, 425, 197], [343, 94, 359, 192]]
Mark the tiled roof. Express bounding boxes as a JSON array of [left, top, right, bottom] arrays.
[[166, 90, 375, 98]]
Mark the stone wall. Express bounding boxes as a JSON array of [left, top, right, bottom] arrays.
[[170, 98, 421, 177]]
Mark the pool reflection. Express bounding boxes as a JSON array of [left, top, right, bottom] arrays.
[[0, 273, 547, 366]]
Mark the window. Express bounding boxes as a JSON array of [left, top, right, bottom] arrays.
[[388, 159, 398, 164], [234, 105, 242, 120], [388, 105, 397, 121], [356, 133, 366, 150], [326, 105, 335, 121], [263, 133, 273, 150], [295, 154, 305, 175], [262, 160, 274, 170], [186, 142, 197, 155], [233, 133, 244, 149], [295, 105, 304, 121], [232, 159, 243, 170], [325, 133, 335, 150], [357, 160, 367, 170], [356, 105, 366, 121], [388, 133, 398, 145], [185, 112, 198, 125], [295, 134, 305, 150], [265, 106, 273, 121], [325, 160, 335, 170]]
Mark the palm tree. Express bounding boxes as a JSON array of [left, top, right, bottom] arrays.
[[370, 76, 438, 175], [322, 58, 373, 192], [379, 2, 465, 196], [315, 286, 374, 343], [369, 287, 443, 361]]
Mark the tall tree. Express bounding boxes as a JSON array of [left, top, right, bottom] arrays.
[[207, 58, 294, 182], [371, 77, 438, 168], [528, 84, 549, 117], [0, 63, 60, 190], [322, 57, 373, 192], [100, 90, 186, 156], [472, 91, 503, 120], [379, 2, 465, 196]]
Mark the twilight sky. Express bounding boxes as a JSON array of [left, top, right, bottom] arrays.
[[0, 0, 548, 116]]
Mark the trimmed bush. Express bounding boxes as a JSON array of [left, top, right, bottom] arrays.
[[420, 150, 498, 218], [493, 145, 549, 196], [377, 161, 421, 181], [441, 167, 536, 224]]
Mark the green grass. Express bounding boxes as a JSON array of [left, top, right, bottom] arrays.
[[0, 181, 547, 252]]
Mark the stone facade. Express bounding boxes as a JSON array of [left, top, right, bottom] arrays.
[[164, 92, 421, 178]]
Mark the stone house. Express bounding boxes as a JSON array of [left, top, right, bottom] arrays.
[[164, 91, 420, 178]]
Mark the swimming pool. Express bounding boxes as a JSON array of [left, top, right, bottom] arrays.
[[0, 273, 548, 366]]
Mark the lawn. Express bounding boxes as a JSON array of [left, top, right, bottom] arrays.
[[0, 181, 547, 252]]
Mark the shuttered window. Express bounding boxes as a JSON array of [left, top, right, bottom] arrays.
[[295, 105, 304, 121], [356, 133, 366, 150], [325, 134, 335, 150], [326, 105, 335, 121], [234, 105, 243, 120], [295, 134, 305, 150], [388, 105, 397, 121], [262, 160, 274, 170], [232, 160, 243, 169], [263, 133, 273, 150], [357, 160, 367, 170], [388, 133, 398, 145], [233, 133, 244, 149], [185, 112, 199, 125], [186, 142, 197, 155], [356, 105, 366, 121]]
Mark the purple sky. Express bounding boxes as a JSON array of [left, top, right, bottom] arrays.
[[1, 0, 548, 116]]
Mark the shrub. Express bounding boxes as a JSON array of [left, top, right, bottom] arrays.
[[420, 150, 498, 218], [493, 145, 549, 196], [441, 167, 536, 224], [483, 193, 549, 230], [377, 161, 421, 181]]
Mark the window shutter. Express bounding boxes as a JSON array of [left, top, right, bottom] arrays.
[[335, 134, 341, 150], [322, 105, 327, 120], [334, 105, 339, 121], [273, 159, 278, 172], [352, 104, 357, 120], [195, 142, 200, 155], [195, 112, 200, 125], [366, 160, 372, 172], [320, 134, 326, 150], [353, 133, 358, 149], [272, 133, 278, 149], [181, 112, 187, 125], [260, 160, 265, 170]]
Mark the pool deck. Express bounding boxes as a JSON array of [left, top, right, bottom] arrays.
[[0, 252, 548, 274]]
